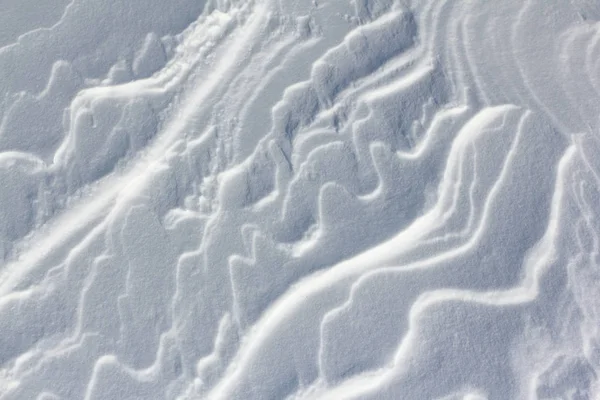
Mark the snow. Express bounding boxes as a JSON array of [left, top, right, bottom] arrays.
[[0, 0, 599, 399]]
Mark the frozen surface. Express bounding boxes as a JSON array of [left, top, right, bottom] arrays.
[[0, 0, 599, 399]]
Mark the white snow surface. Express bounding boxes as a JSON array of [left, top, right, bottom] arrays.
[[0, 0, 599, 399]]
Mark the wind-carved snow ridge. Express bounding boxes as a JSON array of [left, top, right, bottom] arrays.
[[0, 0, 599, 398]]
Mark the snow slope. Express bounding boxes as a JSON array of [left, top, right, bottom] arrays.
[[0, 0, 599, 399]]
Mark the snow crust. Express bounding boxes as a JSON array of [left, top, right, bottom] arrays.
[[0, 0, 599, 399]]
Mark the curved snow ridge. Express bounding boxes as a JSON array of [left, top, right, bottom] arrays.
[[0, 0, 599, 399]]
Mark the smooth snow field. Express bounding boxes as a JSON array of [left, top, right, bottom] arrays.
[[0, 0, 599, 398]]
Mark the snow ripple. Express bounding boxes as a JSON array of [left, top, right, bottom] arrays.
[[0, 0, 598, 399]]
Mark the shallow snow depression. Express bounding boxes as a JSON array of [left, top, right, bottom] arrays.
[[0, 0, 598, 399]]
